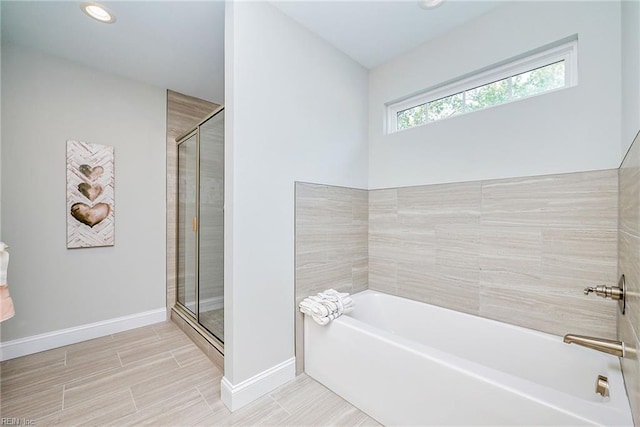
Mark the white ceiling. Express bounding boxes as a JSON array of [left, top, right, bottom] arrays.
[[1, 1, 225, 103], [272, 0, 502, 69], [1, 1, 501, 104]]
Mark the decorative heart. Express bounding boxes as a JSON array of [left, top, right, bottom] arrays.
[[78, 183, 103, 202], [71, 203, 110, 228], [79, 164, 104, 181]]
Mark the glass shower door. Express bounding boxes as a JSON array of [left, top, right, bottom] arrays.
[[175, 107, 224, 350], [198, 111, 224, 342], [177, 133, 197, 316]]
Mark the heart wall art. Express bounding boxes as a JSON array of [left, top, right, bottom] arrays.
[[66, 140, 115, 248]]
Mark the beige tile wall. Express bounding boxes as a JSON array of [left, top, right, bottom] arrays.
[[618, 131, 640, 425], [369, 169, 619, 339], [294, 182, 368, 374]]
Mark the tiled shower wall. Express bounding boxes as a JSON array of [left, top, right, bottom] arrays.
[[295, 183, 368, 374], [368, 169, 619, 339], [296, 171, 620, 374], [618, 131, 640, 423]]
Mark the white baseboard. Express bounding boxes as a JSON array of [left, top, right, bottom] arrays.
[[0, 308, 167, 361], [221, 357, 296, 411]]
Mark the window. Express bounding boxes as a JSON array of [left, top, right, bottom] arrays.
[[388, 37, 578, 133]]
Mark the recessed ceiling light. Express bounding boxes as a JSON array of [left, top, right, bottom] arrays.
[[418, 0, 445, 10], [80, 2, 116, 24]]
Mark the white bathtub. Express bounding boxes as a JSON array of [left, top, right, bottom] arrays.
[[304, 290, 633, 426]]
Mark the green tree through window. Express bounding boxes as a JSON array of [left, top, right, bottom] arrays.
[[395, 59, 568, 131]]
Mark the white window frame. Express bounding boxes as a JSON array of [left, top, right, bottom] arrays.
[[386, 37, 578, 133]]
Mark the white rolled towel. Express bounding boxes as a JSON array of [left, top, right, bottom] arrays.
[[319, 289, 353, 304], [299, 289, 354, 325], [306, 296, 331, 317], [299, 300, 333, 326], [298, 299, 323, 317], [317, 290, 353, 313]]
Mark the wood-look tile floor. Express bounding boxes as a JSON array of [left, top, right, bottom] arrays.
[[0, 322, 380, 426]]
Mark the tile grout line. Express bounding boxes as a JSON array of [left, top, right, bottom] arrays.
[[62, 384, 66, 411], [128, 387, 139, 412], [117, 352, 124, 368], [170, 351, 183, 368], [153, 327, 162, 340], [268, 394, 292, 416], [196, 386, 216, 413]]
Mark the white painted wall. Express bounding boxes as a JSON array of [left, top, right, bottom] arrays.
[[0, 6, 3, 240], [0, 44, 166, 341], [369, 1, 622, 189], [224, 0, 368, 404], [622, 0, 640, 155]]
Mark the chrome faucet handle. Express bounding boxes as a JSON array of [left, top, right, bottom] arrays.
[[582, 276, 627, 315], [583, 285, 623, 300]]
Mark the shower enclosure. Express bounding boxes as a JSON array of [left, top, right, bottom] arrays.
[[176, 107, 224, 348]]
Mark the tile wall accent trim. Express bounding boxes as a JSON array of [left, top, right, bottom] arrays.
[[294, 182, 369, 375], [221, 357, 295, 412], [369, 169, 619, 339], [618, 129, 640, 425], [0, 308, 167, 361]]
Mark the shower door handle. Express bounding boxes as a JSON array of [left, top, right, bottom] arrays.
[[192, 216, 198, 232]]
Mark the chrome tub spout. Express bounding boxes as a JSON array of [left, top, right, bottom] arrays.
[[563, 334, 626, 357]]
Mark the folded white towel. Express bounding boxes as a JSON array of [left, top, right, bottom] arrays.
[[319, 289, 353, 307], [298, 300, 326, 318], [299, 299, 333, 325], [322, 289, 348, 297], [299, 289, 354, 325]]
